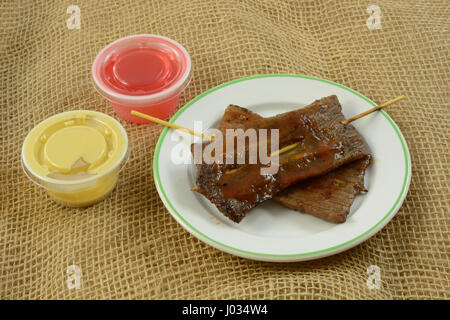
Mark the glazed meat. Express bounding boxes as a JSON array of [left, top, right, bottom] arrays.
[[274, 156, 370, 222], [216, 105, 371, 223], [194, 95, 368, 222]]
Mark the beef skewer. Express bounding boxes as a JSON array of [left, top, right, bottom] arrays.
[[215, 94, 404, 176], [215, 104, 372, 223], [131, 95, 405, 223], [189, 94, 404, 185], [194, 95, 368, 222]]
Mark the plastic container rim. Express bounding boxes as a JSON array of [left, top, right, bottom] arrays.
[[91, 34, 192, 104]]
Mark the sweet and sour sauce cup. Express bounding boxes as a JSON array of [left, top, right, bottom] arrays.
[[92, 34, 192, 124]]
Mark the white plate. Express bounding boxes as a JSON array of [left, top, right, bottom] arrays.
[[153, 74, 411, 262]]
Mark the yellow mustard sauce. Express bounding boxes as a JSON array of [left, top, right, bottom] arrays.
[[22, 110, 128, 207]]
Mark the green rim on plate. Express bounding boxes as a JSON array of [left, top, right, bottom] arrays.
[[153, 74, 411, 259]]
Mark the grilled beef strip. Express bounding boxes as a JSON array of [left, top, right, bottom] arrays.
[[217, 105, 371, 223], [275, 156, 371, 222], [194, 95, 368, 223]]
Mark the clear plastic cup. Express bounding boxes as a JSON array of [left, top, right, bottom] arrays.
[[92, 34, 192, 124], [21, 110, 129, 207]]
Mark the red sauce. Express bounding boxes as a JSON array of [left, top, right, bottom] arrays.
[[102, 46, 183, 96]]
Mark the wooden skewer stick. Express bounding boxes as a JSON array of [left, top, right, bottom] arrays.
[[270, 141, 301, 157], [341, 95, 405, 125], [130, 110, 214, 141]]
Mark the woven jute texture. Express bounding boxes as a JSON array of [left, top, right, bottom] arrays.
[[1, 0, 449, 299]]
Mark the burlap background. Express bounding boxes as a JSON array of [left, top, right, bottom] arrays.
[[1, 0, 449, 299]]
